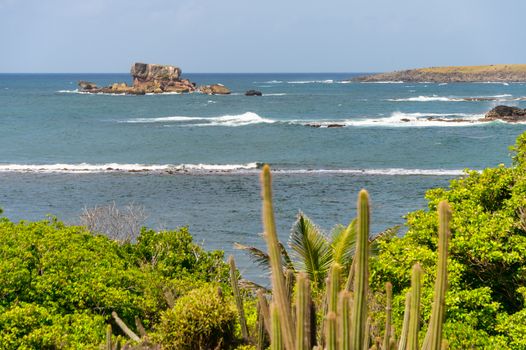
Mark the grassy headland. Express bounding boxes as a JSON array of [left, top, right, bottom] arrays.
[[354, 64, 526, 82]]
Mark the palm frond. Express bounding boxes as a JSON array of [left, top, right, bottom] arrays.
[[288, 212, 332, 288], [279, 241, 295, 271], [331, 219, 357, 269], [234, 242, 271, 270]]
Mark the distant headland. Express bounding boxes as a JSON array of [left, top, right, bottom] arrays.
[[78, 62, 231, 95], [354, 64, 526, 83]]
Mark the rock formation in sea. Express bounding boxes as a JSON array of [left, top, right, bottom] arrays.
[[198, 84, 231, 95], [78, 63, 230, 95], [245, 90, 262, 96], [414, 105, 526, 124], [354, 64, 526, 83], [483, 105, 526, 122]]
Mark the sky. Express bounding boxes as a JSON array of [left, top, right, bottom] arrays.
[[1, 0, 525, 73]]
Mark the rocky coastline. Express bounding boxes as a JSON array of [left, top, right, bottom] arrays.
[[354, 64, 526, 83], [304, 105, 526, 128], [78, 63, 231, 95], [418, 105, 526, 124]]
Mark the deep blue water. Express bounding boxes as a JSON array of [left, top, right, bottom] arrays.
[[1, 73, 526, 283]]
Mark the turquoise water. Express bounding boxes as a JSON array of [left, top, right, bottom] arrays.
[[1, 73, 526, 282]]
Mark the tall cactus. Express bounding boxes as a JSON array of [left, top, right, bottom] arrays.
[[383, 282, 393, 350], [296, 273, 312, 350], [339, 291, 352, 350], [328, 263, 341, 314], [258, 166, 452, 350], [229, 255, 249, 341], [398, 292, 412, 350], [351, 189, 370, 350], [106, 324, 112, 350], [407, 264, 423, 350], [424, 201, 451, 350], [257, 289, 271, 336], [261, 165, 295, 350], [271, 303, 284, 350], [326, 311, 337, 350]]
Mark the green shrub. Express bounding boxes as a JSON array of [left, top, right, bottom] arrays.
[[371, 132, 526, 348], [0, 218, 230, 348], [155, 283, 237, 350]]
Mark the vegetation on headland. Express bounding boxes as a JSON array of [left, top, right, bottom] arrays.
[[354, 63, 526, 82], [3, 133, 526, 348]]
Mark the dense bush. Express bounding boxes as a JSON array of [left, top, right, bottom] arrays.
[[371, 133, 526, 349], [155, 283, 237, 350], [0, 218, 230, 348]]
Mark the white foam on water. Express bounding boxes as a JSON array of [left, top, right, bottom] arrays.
[[0, 163, 469, 176], [0, 162, 260, 174], [255, 80, 283, 84], [123, 112, 275, 127], [263, 93, 287, 96], [388, 94, 514, 102], [273, 168, 468, 176], [293, 112, 487, 128], [361, 81, 404, 84], [340, 112, 485, 127], [287, 80, 334, 84]]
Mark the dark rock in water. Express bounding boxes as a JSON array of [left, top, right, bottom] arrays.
[[484, 105, 526, 122], [245, 90, 262, 96], [401, 118, 411, 122], [78, 81, 97, 90], [305, 123, 345, 128]]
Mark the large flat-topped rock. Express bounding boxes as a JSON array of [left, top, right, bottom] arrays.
[[131, 63, 182, 86], [78, 62, 233, 94]]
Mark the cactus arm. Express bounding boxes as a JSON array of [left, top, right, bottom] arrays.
[[426, 201, 451, 350], [383, 282, 393, 350], [271, 303, 284, 350], [296, 273, 312, 350], [351, 190, 370, 350], [398, 292, 411, 350], [407, 264, 423, 350], [261, 165, 295, 350]]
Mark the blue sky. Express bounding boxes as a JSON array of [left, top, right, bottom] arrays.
[[1, 0, 524, 73]]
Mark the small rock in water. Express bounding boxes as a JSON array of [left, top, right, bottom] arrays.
[[245, 90, 262, 96]]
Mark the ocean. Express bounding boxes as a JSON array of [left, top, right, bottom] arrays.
[[1, 72, 526, 283]]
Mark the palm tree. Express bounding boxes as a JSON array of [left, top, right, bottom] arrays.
[[235, 212, 397, 291]]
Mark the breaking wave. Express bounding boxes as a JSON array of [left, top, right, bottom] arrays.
[[287, 80, 335, 84], [56, 89, 182, 96], [0, 162, 467, 176], [295, 112, 487, 128], [0, 162, 261, 174], [388, 94, 517, 102], [121, 110, 525, 128], [122, 112, 275, 127], [361, 81, 405, 84]]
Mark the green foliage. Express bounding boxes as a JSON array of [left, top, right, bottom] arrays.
[[0, 218, 230, 348], [371, 132, 526, 348], [155, 283, 237, 350], [133, 227, 230, 283]]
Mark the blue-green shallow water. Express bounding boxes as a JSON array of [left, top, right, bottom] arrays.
[[1, 73, 526, 283]]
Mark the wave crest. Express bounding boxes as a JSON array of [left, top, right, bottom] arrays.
[[123, 112, 275, 127], [0, 163, 467, 176]]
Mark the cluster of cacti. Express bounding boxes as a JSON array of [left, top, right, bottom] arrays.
[[233, 165, 451, 350]]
